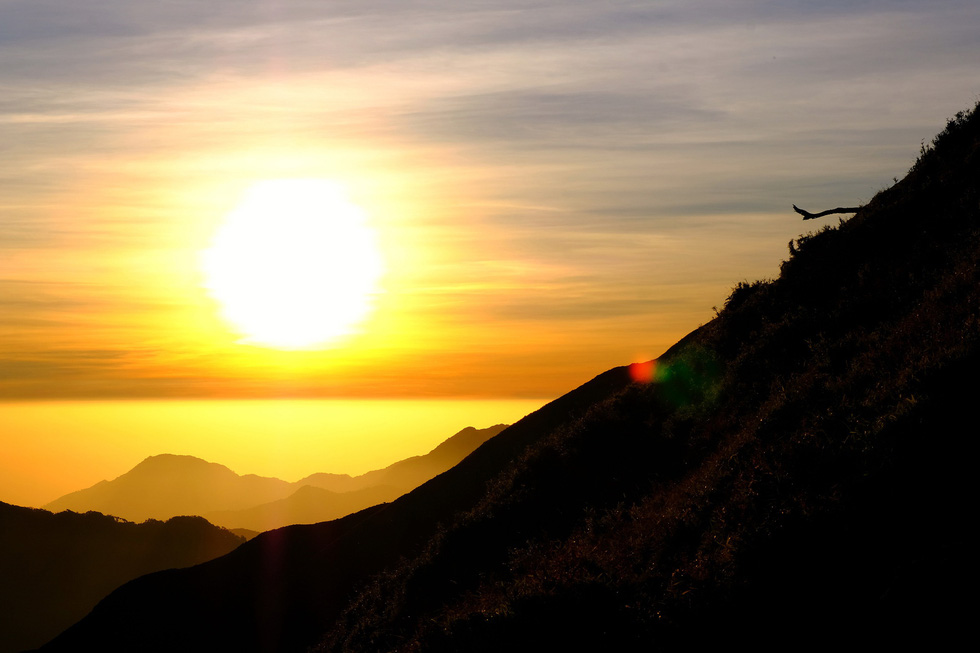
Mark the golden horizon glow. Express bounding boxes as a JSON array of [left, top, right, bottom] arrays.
[[200, 179, 384, 350], [0, 398, 547, 508]]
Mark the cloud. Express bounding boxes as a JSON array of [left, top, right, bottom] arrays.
[[2, 1, 980, 397]]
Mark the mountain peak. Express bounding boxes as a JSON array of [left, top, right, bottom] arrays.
[[44, 454, 291, 522], [131, 454, 231, 472]]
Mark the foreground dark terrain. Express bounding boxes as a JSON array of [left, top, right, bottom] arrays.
[[41, 104, 979, 651], [0, 505, 243, 653]]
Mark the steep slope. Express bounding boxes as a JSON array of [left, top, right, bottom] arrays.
[[41, 104, 980, 652], [0, 503, 243, 653], [315, 103, 980, 651]]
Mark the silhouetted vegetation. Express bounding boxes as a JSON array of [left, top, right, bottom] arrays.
[[315, 101, 980, 652], [39, 101, 980, 652], [0, 504, 243, 653]]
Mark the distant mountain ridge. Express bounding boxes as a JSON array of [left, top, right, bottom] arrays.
[[45, 455, 294, 522], [45, 425, 508, 530], [204, 484, 402, 532]]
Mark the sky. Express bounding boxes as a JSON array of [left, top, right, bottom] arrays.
[[2, 0, 979, 401]]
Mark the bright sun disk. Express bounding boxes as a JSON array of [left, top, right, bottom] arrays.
[[201, 179, 384, 349]]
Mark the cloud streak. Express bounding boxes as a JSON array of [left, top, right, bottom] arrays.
[[2, 0, 979, 397]]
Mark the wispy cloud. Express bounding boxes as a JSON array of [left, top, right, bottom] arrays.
[[2, 0, 978, 397]]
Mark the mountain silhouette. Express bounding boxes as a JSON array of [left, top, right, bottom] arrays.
[[44, 455, 294, 522], [293, 424, 511, 494], [45, 425, 507, 530], [0, 502, 243, 653], [39, 103, 980, 651], [204, 484, 401, 532]]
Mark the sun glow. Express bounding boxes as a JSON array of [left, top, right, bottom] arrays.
[[201, 179, 384, 349]]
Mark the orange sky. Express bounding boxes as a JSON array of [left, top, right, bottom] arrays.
[[0, 116, 769, 399], [2, 1, 979, 512], [2, 2, 978, 401]]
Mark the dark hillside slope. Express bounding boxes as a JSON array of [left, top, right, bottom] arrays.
[[0, 504, 243, 653], [43, 103, 980, 652], [314, 104, 980, 651]]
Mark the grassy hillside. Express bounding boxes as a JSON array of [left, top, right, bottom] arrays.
[[40, 103, 979, 652], [316, 103, 980, 651]]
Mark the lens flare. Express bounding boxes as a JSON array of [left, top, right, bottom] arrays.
[[629, 360, 657, 383]]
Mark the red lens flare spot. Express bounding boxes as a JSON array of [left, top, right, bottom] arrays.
[[629, 360, 657, 383]]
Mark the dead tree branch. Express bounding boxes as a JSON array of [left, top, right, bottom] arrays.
[[792, 204, 863, 220]]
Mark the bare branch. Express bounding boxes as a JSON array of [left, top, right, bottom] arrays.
[[792, 205, 862, 220]]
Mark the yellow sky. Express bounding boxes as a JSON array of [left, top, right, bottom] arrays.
[[2, 2, 977, 401], [0, 110, 741, 399], [0, 398, 546, 508], [2, 2, 979, 512]]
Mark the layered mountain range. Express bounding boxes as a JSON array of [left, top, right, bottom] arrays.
[[44, 425, 507, 531], [0, 424, 505, 652]]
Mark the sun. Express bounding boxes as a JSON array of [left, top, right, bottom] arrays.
[[201, 179, 384, 349]]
